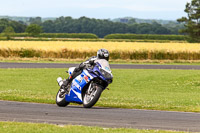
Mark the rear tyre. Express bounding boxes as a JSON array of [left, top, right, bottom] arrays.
[[83, 83, 103, 108], [56, 88, 70, 107]]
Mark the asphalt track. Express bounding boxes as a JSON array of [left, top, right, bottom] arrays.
[[1, 62, 200, 70], [0, 101, 200, 132], [1, 62, 200, 132]]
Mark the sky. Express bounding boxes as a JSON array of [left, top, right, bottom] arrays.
[[0, 0, 191, 20]]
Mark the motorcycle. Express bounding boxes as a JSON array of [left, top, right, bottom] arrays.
[[56, 59, 113, 108]]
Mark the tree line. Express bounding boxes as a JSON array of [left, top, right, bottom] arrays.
[[0, 16, 182, 38], [1, 0, 199, 42], [0, 19, 26, 33]]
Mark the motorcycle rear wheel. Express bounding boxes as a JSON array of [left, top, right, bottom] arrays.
[[83, 83, 102, 108], [56, 88, 70, 107]]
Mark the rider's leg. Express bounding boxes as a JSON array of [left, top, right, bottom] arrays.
[[60, 67, 82, 94], [60, 63, 86, 94]]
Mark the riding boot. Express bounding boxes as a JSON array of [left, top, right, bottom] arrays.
[[60, 75, 73, 94], [60, 68, 81, 95], [62, 78, 70, 87], [59, 79, 69, 95]]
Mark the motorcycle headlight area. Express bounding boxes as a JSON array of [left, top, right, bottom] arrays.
[[100, 68, 112, 79]]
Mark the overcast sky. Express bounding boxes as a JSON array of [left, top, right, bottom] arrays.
[[0, 0, 191, 20]]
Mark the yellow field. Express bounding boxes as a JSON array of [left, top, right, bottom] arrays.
[[0, 41, 200, 52], [1, 41, 200, 60]]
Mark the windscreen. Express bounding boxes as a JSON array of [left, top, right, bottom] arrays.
[[95, 59, 111, 72]]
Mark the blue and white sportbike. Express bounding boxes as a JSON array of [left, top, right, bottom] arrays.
[[56, 59, 113, 108]]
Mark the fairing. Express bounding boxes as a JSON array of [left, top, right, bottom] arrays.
[[64, 59, 113, 103]]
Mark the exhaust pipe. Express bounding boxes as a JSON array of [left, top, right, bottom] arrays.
[[57, 77, 63, 87]]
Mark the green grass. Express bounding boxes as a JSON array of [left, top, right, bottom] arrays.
[[0, 68, 200, 112], [0, 122, 187, 133]]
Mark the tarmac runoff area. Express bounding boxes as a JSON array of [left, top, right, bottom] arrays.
[[0, 101, 200, 132]]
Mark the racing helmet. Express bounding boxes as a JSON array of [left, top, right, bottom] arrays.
[[97, 49, 109, 61]]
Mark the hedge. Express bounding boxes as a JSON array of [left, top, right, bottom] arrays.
[[11, 33, 98, 39], [104, 34, 188, 41]]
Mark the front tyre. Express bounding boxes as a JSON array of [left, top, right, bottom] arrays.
[[83, 83, 103, 108], [56, 89, 70, 107]]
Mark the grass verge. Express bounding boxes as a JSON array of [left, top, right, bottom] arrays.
[[0, 122, 187, 133], [2, 57, 200, 65], [0, 69, 200, 112]]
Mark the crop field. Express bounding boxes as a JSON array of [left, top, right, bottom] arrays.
[[0, 68, 200, 112], [1, 41, 200, 60]]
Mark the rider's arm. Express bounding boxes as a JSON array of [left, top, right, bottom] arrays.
[[79, 56, 97, 69], [83, 56, 97, 65]]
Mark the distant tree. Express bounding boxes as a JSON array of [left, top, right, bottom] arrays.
[[177, 0, 200, 42], [0, 19, 9, 33], [2, 26, 15, 40], [127, 18, 136, 24], [42, 20, 55, 33], [10, 21, 26, 33], [26, 24, 42, 36], [0, 19, 26, 33], [29, 17, 42, 25], [163, 21, 185, 34]]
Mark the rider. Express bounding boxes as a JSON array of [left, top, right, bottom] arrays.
[[60, 48, 109, 94]]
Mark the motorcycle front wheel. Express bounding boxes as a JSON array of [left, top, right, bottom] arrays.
[[56, 88, 70, 107], [83, 83, 103, 108]]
